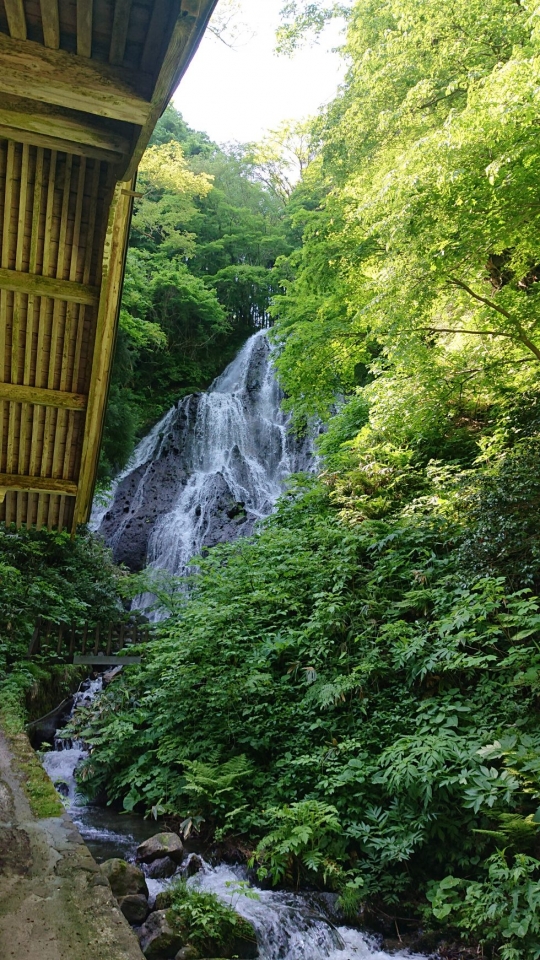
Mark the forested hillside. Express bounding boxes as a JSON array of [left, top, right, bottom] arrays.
[[100, 107, 291, 479], [5, 0, 540, 955]]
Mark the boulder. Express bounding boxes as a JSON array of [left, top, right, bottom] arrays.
[[175, 948, 201, 960], [139, 910, 185, 958], [136, 832, 184, 865], [154, 889, 174, 911], [101, 858, 148, 898], [118, 893, 150, 925], [183, 854, 203, 878], [145, 855, 177, 879]]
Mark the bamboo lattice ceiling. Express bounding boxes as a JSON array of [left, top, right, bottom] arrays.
[[0, 0, 217, 532]]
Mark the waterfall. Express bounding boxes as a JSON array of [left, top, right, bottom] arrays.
[[93, 332, 315, 578]]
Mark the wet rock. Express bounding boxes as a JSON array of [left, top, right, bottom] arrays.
[[183, 854, 203, 878], [154, 889, 174, 911], [118, 893, 150, 924], [139, 909, 184, 958], [95, 334, 315, 575], [136, 832, 184, 865], [230, 922, 259, 959], [100, 858, 148, 898], [175, 947, 201, 960], [145, 855, 177, 879]]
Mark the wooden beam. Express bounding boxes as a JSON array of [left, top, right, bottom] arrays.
[[110, 0, 132, 65], [77, 0, 93, 58], [0, 383, 87, 410], [0, 474, 78, 496], [4, 0, 26, 41], [141, 0, 170, 74], [0, 124, 126, 164], [40, 0, 60, 49], [0, 33, 152, 125], [0, 100, 131, 157], [123, 0, 218, 181], [0, 267, 100, 304], [74, 181, 133, 527]]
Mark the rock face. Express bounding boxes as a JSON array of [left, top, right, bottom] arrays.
[[139, 910, 184, 958], [117, 893, 150, 925], [100, 858, 148, 898], [136, 832, 184, 865], [93, 332, 315, 576]]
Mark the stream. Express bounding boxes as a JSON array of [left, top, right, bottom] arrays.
[[41, 678, 428, 960]]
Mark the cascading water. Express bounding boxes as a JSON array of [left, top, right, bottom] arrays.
[[93, 331, 315, 579], [148, 861, 426, 960], [41, 678, 163, 862]]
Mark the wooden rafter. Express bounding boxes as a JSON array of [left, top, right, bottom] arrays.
[[4, 0, 26, 41], [77, 0, 93, 58], [0, 34, 152, 125], [0, 475, 78, 496], [0, 267, 100, 305], [0, 98, 130, 158], [110, 0, 133, 65], [0, 384, 87, 411], [40, 0, 60, 50]]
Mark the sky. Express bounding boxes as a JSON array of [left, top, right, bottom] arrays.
[[173, 0, 346, 145]]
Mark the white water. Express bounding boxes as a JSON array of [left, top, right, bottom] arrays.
[[150, 861, 426, 960], [92, 332, 315, 586], [41, 678, 159, 860]]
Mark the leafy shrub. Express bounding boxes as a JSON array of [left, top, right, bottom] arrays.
[[252, 800, 344, 887], [167, 880, 257, 958], [428, 852, 540, 959]]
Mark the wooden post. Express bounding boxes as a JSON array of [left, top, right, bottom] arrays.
[[81, 622, 88, 655], [106, 622, 113, 655], [56, 623, 64, 655], [69, 622, 75, 657], [118, 622, 125, 650], [93, 623, 100, 655]]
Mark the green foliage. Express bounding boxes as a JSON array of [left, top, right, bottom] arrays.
[[252, 800, 344, 886], [427, 852, 540, 959], [167, 880, 257, 958]]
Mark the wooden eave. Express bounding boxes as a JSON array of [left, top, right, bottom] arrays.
[[0, 0, 217, 532]]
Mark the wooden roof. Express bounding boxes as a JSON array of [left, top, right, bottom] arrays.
[[0, 0, 217, 531]]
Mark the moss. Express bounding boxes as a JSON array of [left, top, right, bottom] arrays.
[[0, 681, 63, 819], [3, 726, 63, 818]]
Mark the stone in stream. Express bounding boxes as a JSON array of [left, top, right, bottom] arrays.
[[136, 832, 184, 865], [118, 893, 150, 925], [100, 857, 149, 898], [139, 909, 185, 958], [145, 855, 178, 879]]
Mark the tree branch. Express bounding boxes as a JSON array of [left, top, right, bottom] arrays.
[[445, 276, 540, 361]]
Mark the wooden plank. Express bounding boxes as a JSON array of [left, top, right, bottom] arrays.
[[40, 0, 60, 49], [77, 0, 93, 58], [0, 33, 152, 126], [0, 383, 87, 410], [110, 0, 132, 65], [0, 473, 78, 495], [0, 266, 100, 304], [141, 0, 170, 74], [73, 181, 133, 526], [0, 100, 131, 157], [0, 124, 125, 165], [122, 0, 218, 181], [4, 0, 26, 41]]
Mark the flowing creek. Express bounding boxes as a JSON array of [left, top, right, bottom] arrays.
[[42, 682, 426, 960], [41, 334, 428, 958]]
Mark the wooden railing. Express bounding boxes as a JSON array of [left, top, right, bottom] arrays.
[[27, 616, 154, 664]]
